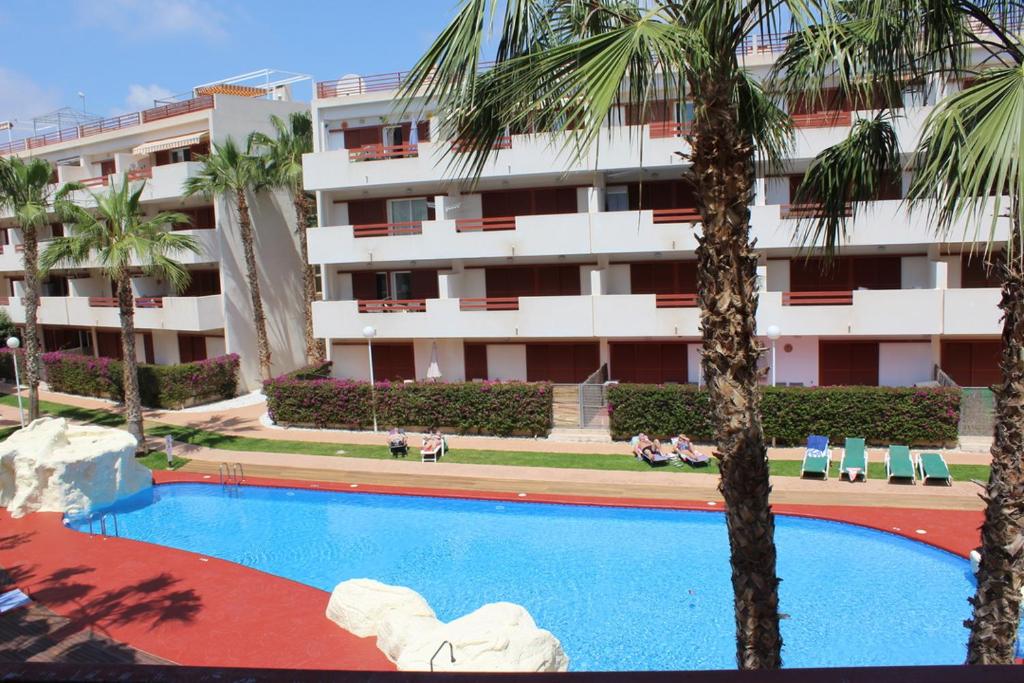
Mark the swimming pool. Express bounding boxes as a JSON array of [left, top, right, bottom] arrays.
[[70, 483, 980, 671]]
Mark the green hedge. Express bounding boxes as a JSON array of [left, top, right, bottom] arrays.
[[42, 352, 239, 409], [607, 383, 961, 447], [264, 377, 553, 437], [0, 349, 24, 382], [285, 360, 334, 380]]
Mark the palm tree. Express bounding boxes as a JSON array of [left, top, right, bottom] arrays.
[[0, 157, 75, 421], [774, 1, 1024, 664], [248, 112, 324, 363], [184, 137, 274, 379], [397, 1, 814, 668], [42, 177, 199, 445]]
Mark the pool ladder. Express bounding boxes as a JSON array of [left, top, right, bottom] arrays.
[[219, 462, 244, 487], [430, 640, 456, 672], [66, 506, 120, 537]]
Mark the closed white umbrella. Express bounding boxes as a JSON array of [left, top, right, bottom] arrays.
[[426, 341, 442, 381], [409, 117, 420, 147]]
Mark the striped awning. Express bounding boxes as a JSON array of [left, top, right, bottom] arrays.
[[132, 131, 208, 156]]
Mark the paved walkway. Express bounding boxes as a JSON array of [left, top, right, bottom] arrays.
[[2, 385, 993, 464]]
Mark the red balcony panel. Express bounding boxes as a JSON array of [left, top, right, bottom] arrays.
[[357, 298, 427, 313], [455, 216, 516, 233], [655, 293, 698, 308], [782, 290, 854, 306], [791, 110, 852, 128], [460, 297, 520, 311], [126, 168, 153, 181], [780, 203, 852, 220], [352, 221, 423, 238], [651, 208, 701, 224], [649, 121, 691, 139], [348, 143, 419, 162]]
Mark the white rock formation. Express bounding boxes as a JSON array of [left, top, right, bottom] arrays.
[[326, 579, 569, 672], [0, 417, 150, 518]]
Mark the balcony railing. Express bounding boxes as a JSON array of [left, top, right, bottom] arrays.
[[782, 290, 854, 306], [0, 96, 215, 157], [125, 167, 153, 181], [451, 135, 512, 152], [655, 293, 699, 308], [357, 298, 427, 313], [455, 216, 517, 232], [88, 296, 164, 308], [791, 110, 852, 128], [780, 203, 852, 219], [649, 121, 691, 139], [652, 208, 701, 224], [460, 296, 520, 311], [0, 297, 9, 305], [348, 143, 419, 162], [79, 176, 110, 188], [352, 221, 423, 238]]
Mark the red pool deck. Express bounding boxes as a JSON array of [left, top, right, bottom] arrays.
[[0, 470, 985, 670]]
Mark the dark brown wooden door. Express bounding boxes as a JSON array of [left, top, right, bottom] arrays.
[[182, 270, 221, 296], [142, 332, 155, 364], [630, 261, 698, 295], [791, 256, 902, 291], [626, 180, 697, 210], [485, 265, 580, 297], [464, 343, 488, 380], [96, 331, 122, 360], [941, 340, 1001, 387], [372, 343, 416, 381], [178, 334, 208, 363], [343, 125, 383, 149], [525, 343, 599, 383], [480, 187, 577, 217], [610, 342, 688, 384], [347, 199, 388, 225], [819, 340, 880, 386]]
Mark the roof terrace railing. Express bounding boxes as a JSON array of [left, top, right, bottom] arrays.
[[0, 95, 214, 157]]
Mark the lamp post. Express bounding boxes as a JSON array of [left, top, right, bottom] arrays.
[[6, 337, 24, 427], [765, 324, 781, 387], [362, 325, 378, 432]]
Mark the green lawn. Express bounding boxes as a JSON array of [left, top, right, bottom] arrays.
[[0, 393, 989, 482]]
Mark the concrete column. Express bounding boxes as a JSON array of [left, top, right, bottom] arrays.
[[754, 176, 767, 206], [599, 338, 610, 369], [931, 258, 949, 290], [315, 192, 328, 228], [321, 265, 333, 301], [588, 173, 606, 213], [756, 255, 769, 292], [438, 271, 460, 299], [589, 268, 606, 296]]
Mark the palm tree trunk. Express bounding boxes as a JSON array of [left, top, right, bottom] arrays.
[[966, 216, 1024, 664], [691, 77, 782, 669], [115, 273, 144, 448], [20, 225, 41, 421], [294, 191, 324, 363], [237, 189, 273, 379]]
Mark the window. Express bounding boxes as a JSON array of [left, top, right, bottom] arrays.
[[375, 271, 413, 300], [387, 198, 430, 224], [605, 186, 629, 212], [676, 101, 695, 124], [382, 125, 404, 147], [169, 147, 190, 164], [99, 159, 116, 176], [326, 124, 345, 151]]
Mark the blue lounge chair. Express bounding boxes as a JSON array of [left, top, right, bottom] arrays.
[[801, 434, 831, 479]]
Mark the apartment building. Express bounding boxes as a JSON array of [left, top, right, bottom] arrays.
[[0, 75, 310, 390], [303, 48, 1006, 394]]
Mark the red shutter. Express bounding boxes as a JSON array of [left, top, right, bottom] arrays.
[[99, 159, 116, 176], [352, 272, 378, 300], [373, 343, 416, 381], [417, 121, 431, 142], [410, 270, 438, 299], [344, 126, 382, 149], [820, 341, 879, 386], [610, 343, 637, 382], [97, 332, 123, 360], [941, 340, 1001, 387], [142, 333, 155, 364], [631, 264, 655, 295], [559, 265, 581, 295], [347, 199, 388, 225], [464, 343, 488, 380]]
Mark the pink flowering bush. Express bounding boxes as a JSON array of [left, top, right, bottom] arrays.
[[608, 383, 961, 446], [264, 377, 552, 436], [42, 351, 239, 409]]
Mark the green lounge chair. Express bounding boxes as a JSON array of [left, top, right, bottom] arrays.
[[800, 434, 831, 479], [885, 445, 916, 484], [918, 452, 953, 486], [840, 437, 868, 482]]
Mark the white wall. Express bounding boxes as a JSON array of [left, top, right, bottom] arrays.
[[487, 344, 527, 381], [901, 256, 931, 289], [765, 177, 789, 204], [131, 276, 167, 297], [879, 342, 933, 386], [331, 343, 371, 380], [330, 201, 349, 226], [687, 343, 702, 384], [772, 336, 819, 387], [462, 269, 486, 297], [606, 264, 631, 295], [207, 336, 226, 358], [413, 339, 465, 381], [766, 260, 790, 292], [152, 330, 180, 364], [68, 277, 104, 297]]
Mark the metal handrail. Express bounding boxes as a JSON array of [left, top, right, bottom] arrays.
[[98, 512, 119, 537], [935, 365, 958, 388], [430, 640, 456, 672]]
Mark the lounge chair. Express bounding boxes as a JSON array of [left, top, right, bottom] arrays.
[[800, 434, 831, 479], [839, 437, 868, 482], [420, 435, 448, 463], [631, 436, 672, 467], [387, 429, 408, 458], [0, 588, 30, 614], [918, 452, 953, 486], [885, 445, 916, 484], [671, 437, 710, 466]]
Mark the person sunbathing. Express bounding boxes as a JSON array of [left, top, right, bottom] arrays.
[[634, 433, 662, 460], [674, 433, 710, 465], [388, 428, 407, 448], [422, 429, 443, 454]]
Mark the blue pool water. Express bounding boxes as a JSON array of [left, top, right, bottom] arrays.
[[71, 483, 982, 671]]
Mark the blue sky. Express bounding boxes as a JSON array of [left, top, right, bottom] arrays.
[[0, 0, 458, 126]]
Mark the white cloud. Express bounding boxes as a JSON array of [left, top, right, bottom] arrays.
[[0, 68, 60, 125], [79, 0, 229, 42], [124, 84, 174, 111]]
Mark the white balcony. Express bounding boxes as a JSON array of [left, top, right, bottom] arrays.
[[756, 289, 944, 337], [135, 161, 203, 202], [943, 288, 1001, 336], [304, 126, 687, 192], [1, 295, 224, 332], [0, 242, 24, 272], [593, 294, 701, 337]]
